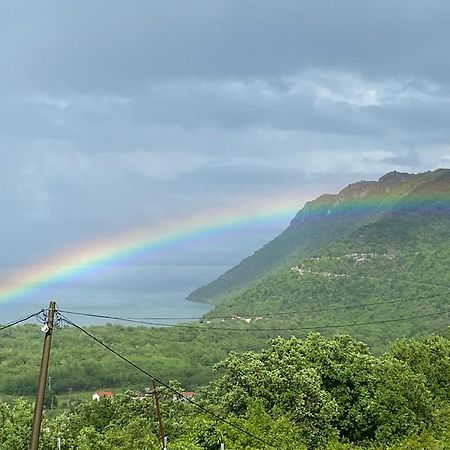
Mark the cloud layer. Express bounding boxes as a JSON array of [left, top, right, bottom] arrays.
[[0, 0, 449, 273]]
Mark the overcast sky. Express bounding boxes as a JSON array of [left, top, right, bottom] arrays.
[[1, 1, 449, 289]]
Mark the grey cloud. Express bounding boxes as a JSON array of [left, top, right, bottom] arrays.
[[1, 1, 450, 94], [0, 0, 449, 282], [171, 162, 329, 194], [363, 148, 420, 168], [5, 71, 450, 162]]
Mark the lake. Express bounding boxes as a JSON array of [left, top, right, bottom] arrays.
[[0, 263, 227, 326]]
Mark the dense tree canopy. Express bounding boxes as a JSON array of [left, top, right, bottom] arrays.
[[1, 333, 449, 449]]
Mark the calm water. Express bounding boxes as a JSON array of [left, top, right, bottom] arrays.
[[0, 264, 225, 326]]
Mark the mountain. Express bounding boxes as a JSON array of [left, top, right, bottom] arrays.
[[201, 168, 450, 352], [188, 168, 450, 304]]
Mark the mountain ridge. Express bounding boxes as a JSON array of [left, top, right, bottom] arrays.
[[187, 168, 450, 304]]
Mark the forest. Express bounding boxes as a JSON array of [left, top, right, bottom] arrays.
[[0, 333, 449, 449]]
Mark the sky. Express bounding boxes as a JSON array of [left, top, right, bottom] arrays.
[[0, 1, 450, 312]]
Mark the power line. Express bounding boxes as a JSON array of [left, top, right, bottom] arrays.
[[0, 310, 43, 332], [59, 308, 449, 333], [59, 314, 277, 449], [59, 290, 450, 322], [217, 275, 450, 320], [215, 289, 449, 320], [58, 310, 183, 326]]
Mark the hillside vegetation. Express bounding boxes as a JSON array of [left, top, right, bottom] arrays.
[[208, 213, 450, 354], [189, 168, 450, 304], [0, 322, 271, 397], [1, 333, 449, 449]]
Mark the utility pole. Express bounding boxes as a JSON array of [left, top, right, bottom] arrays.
[[152, 378, 165, 449], [29, 301, 57, 450]]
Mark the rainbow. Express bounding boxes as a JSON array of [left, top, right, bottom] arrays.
[[292, 190, 450, 225], [0, 192, 305, 304], [1, 178, 449, 305]]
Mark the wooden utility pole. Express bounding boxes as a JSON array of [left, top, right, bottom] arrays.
[[29, 301, 57, 450], [152, 378, 165, 449]]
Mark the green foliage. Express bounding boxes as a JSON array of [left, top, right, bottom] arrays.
[[209, 334, 437, 448], [209, 214, 450, 353], [388, 335, 450, 401], [188, 168, 450, 304], [0, 323, 270, 397], [0, 398, 33, 449], [2, 170, 450, 448], [0, 334, 449, 449]]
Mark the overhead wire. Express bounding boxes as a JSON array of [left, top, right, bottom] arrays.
[[59, 306, 449, 333], [209, 256, 450, 318], [60, 313, 277, 449], [57, 306, 449, 444], [0, 309, 44, 332], [59, 290, 450, 323]]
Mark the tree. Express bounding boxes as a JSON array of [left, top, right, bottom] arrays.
[[209, 334, 435, 448]]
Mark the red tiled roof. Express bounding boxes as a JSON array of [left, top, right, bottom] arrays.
[[94, 391, 113, 397], [180, 391, 194, 397]]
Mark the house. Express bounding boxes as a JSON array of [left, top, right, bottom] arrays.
[[173, 391, 194, 402], [92, 391, 114, 401]]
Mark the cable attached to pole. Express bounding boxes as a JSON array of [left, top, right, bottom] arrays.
[[60, 314, 277, 449], [59, 307, 450, 332], [30, 301, 57, 450], [58, 289, 450, 323], [0, 310, 44, 332]]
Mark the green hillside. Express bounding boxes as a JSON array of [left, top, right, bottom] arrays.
[[206, 206, 450, 353], [188, 168, 450, 304]]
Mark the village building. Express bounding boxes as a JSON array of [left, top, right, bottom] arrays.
[[92, 391, 114, 401]]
